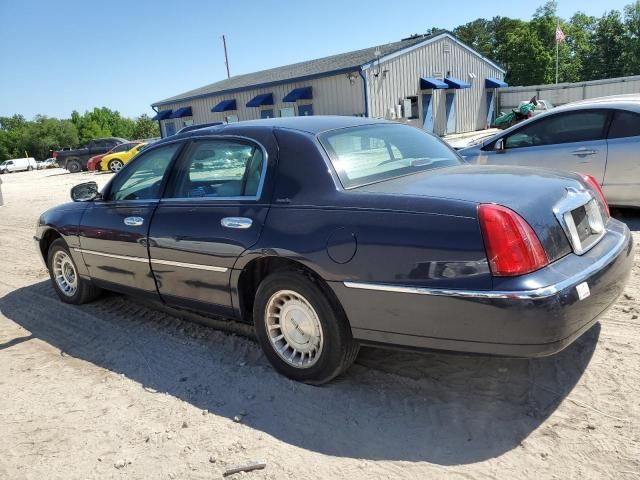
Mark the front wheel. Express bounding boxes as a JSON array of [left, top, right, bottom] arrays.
[[28, 166, 33, 171], [253, 271, 359, 384], [47, 238, 101, 304]]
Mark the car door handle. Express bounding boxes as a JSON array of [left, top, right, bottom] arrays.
[[571, 149, 597, 156], [124, 216, 144, 226], [221, 217, 252, 229]]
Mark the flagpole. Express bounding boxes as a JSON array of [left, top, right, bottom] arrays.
[[556, 22, 560, 85]]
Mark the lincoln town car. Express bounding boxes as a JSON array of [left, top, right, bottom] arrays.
[[34, 117, 634, 384]]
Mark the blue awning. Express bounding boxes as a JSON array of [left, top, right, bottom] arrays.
[[485, 78, 508, 88], [420, 77, 448, 90], [246, 93, 274, 108], [170, 107, 192, 118], [152, 110, 173, 121], [444, 77, 471, 89], [282, 86, 312, 102], [211, 99, 237, 112]]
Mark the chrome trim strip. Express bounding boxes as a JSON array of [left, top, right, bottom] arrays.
[[344, 228, 629, 300], [74, 248, 148, 263], [74, 248, 229, 273], [150, 258, 228, 272]]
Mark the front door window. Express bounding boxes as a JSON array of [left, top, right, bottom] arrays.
[[109, 143, 181, 201]]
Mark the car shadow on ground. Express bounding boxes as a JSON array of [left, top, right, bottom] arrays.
[[612, 207, 640, 232], [1, 278, 600, 465]]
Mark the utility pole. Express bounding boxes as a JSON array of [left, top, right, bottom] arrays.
[[222, 35, 230, 79]]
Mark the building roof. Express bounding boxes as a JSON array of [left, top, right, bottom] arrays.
[[152, 32, 506, 108], [152, 33, 439, 107]]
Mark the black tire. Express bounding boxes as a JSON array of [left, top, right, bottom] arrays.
[[47, 238, 101, 304], [253, 270, 359, 384], [66, 160, 81, 173], [28, 166, 33, 171]]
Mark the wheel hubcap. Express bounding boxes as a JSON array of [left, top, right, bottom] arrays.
[[52, 250, 78, 297], [110, 161, 123, 172], [265, 290, 323, 369]]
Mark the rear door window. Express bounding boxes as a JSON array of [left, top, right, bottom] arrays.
[[167, 140, 265, 199], [504, 110, 609, 149], [608, 110, 640, 139]]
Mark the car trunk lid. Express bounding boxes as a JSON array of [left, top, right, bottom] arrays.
[[355, 164, 604, 262]]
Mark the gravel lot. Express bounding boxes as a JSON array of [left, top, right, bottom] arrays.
[[1, 168, 639, 479]]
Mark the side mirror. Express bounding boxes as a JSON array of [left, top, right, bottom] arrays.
[[495, 138, 506, 154], [71, 181, 100, 202]]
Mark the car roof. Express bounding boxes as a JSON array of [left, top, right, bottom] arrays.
[[552, 94, 640, 112], [167, 115, 393, 141]]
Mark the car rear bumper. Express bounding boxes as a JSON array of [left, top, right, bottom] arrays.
[[331, 219, 633, 357]]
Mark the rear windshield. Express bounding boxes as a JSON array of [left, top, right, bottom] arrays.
[[318, 124, 462, 188]]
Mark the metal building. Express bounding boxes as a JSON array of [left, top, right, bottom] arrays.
[[151, 32, 506, 137]]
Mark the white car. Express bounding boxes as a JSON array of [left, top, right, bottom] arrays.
[[0, 157, 38, 173]]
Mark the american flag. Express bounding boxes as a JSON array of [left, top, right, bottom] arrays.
[[555, 25, 566, 43]]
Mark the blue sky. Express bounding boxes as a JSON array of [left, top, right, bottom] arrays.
[[0, 0, 632, 119]]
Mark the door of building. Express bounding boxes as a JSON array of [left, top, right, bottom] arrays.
[[164, 122, 176, 137], [422, 93, 434, 132], [445, 93, 456, 134]]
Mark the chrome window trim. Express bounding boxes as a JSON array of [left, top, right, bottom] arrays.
[[343, 225, 628, 301], [74, 248, 228, 273], [162, 135, 269, 202]]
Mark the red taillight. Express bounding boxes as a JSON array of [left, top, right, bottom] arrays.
[[581, 173, 609, 217], [52, 151, 58, 158], [527, 111, 533, 118], [479, 204, 549, 276]]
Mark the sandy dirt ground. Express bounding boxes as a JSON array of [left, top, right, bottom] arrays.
[[0, 168, 639, 479]]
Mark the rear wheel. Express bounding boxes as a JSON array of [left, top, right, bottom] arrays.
[[66, 160, 81, 173], [253, 271, 359, 384], [108, 159, 124, 173], [47, 238, 101, 304]]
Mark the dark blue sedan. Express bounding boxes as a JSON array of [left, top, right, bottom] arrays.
[[34, 116, 634, 383]]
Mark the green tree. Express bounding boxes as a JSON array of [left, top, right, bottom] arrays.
[[585, 11, 626, 79], [503, 24, 554, 85], [131, 114, 160, 140], [623, 0, 640, 75]]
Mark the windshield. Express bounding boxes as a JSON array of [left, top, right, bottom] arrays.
[[318, 124, 462, 188]]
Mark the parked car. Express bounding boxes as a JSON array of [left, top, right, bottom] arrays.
[[460, 95, 640, 208], [37, 158, 59, 169], [99, 142, 147, 173], [34, 116, 633, 384], [87, 153, 107, 172], [0, 157, 37, 173], [55, 138, 127, 173], [88, 142, 139, 172]]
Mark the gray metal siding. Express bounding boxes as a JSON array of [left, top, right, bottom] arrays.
[[364, 37, 504, 135], [499, 75, 640, 110], [159, 73, 365, 135]]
